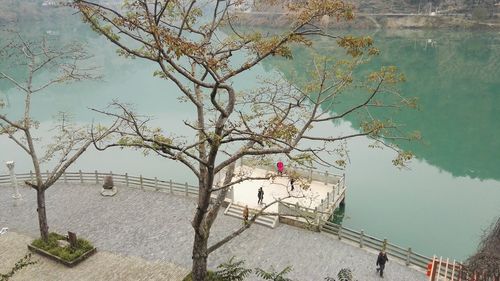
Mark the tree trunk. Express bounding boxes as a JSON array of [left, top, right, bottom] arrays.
[[37, 188, 49, 241], [191, 232, 208, 281]]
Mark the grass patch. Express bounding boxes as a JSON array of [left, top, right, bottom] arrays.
[[31, 233, 94, 262]]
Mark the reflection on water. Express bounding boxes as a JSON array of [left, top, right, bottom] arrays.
[[330, 202, 346, 225], [1, 10, 499, 261], [265, 30, 500, 181], [264, 30, 500, 260]]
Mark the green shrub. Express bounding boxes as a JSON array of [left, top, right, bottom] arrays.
[[31, 232, 94, 262], [215, 257, 252, 281], [254, 266, 293, 281]]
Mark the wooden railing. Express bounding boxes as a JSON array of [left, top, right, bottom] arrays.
[[320, 220, 433, 272]]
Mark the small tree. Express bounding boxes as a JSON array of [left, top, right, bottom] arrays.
[[74, 0, 416, 279], [0, 33, 121, 242]]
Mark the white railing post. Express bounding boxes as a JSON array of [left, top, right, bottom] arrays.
[[95, 170, 99, 184], [226, 186, 234, 202], [79, 170, 83, 183], [338, 225, 342, 240], [185, 182, 188, 196], [444, 258, 449, 281], [342, 173, 345, 193], [140, 175, 143, 189], [383, 238, 387, 251], [406, 247, 412, 266], [46, 170, 49, 181], [430, 256, 436, 281], [450, 260, 456, 281], [169, 180, 173, 194], [154, 177, 158, 190], [437, 257, 443, 281], [324, 171, 328, 184], [125, 173, 129, 187], [360, 229, 364, 248], [30, 170, 34, 184], [63, 171, 67, 183]]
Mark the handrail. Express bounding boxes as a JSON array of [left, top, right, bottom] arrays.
[[279, 201, 330, 215], [320, 220, 433, 272], [0, 171, 199, 196], [240, 158, 344, 185]]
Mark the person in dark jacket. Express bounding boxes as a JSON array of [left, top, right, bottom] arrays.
[[257, 187, 264, 205], [376, 251, 389, 277]]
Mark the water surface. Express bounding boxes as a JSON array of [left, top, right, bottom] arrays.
[[1, 11, 499, 261]]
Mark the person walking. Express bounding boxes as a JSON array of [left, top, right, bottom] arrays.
[[257, 187, 264, 205], [376, 251, 389, 278], [242, 205, 249, 225], [290, 178, 295, 191], [277, 161, 284, 176]]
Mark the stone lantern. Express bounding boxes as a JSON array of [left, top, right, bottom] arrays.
[[5, 161, 21, 199]]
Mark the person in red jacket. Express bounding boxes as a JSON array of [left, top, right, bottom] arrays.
[[277, 161, 284, 176]]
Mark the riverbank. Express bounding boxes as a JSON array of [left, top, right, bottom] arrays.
[[233, 12, 500, 30], [0, 182, 428, 280]]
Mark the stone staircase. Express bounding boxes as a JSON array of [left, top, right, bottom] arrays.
[[224, 203, 279, 229]]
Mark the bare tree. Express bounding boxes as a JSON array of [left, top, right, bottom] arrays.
[[74, 0, 416, 279], [0, 33, 121, 242], [465, 217, 500, 280]]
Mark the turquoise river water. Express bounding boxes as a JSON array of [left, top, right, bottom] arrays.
[[0, 9, 499, 262]]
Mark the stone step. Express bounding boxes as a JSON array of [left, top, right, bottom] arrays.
[[226, 205, 276, 223], [224, 203, 278, 229], [225, 208, 276, 224]]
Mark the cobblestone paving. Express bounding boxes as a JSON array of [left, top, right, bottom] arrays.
[[0, 232, 189, 281], [0, 183, 428, 281]]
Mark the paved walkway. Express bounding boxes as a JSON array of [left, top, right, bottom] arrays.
[[0, 232, 189, 281], [0, 183, 427, 280]]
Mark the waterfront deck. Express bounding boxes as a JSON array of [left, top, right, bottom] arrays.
[[228, 165, 346, 215], [222, 164, 347, 228]]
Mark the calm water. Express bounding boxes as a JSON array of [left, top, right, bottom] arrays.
[[1, 10, 499, 261]]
